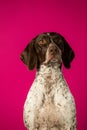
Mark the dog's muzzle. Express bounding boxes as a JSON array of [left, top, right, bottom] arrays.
[[48, 43, 59, 56]]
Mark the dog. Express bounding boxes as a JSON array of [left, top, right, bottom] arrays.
[[20, 32, 76, 130]]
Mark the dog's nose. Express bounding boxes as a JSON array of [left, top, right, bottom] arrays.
[[49, 44, 58, 55], [50, 48, 57, 53]]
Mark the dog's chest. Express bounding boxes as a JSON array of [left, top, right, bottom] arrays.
[[24, 64, 76, 130], [27, 64, 73, 108]]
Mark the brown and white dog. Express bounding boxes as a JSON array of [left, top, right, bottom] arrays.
[[20, 32, 76, 130]]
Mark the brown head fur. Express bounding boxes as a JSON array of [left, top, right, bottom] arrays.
[[20, 32, 75, 70]]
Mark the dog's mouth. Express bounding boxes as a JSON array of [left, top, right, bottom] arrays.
[[51, 57, 59, 62], [43, 54, 60, 65]]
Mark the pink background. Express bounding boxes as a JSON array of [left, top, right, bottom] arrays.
[[0, 0, 87, 130]]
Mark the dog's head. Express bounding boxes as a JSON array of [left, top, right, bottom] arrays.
[[20, 32, 75, 70]]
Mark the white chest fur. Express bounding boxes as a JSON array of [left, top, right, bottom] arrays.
[[23, 63, 76, 130]]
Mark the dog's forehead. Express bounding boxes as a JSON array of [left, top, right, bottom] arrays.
[[36, 33, 50, 43], [35, 33, 61, 43]]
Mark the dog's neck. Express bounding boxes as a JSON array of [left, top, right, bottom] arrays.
[[36, 62, 62, 78]]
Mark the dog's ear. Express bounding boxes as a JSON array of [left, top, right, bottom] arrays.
[[20, 38, 38, 70], [62, 38, 75, 68], [49, 32, 75, 68]]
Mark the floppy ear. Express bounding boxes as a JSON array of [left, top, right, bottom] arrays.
[[47, 32, 75, 68], [20, 39, 37, 70], [62, 38, 75, 68]]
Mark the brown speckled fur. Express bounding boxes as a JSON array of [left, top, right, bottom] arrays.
[[20, 32, 76, 130]]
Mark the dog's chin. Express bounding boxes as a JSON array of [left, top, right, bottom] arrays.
[[43, 57, 59, 65], [50, 58, 58, 63]]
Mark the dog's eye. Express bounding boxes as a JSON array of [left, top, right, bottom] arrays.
[[39, 39, 48, 46]]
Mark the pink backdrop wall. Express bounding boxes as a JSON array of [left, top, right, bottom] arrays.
[[0, 0, 87, 130]]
